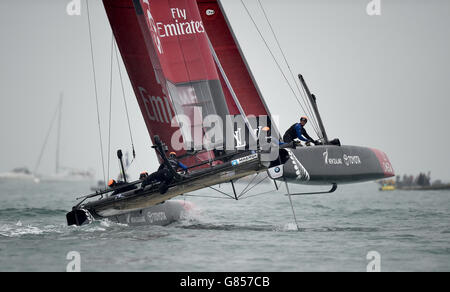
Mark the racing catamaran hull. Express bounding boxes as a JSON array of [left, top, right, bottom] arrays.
[[268, 145, 394, 185], [109, 200, 193, 226], [67, 145, 393, 226], [67, 153, 262, 225]]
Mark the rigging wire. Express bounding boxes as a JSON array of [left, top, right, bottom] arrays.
[[107, 34, 114, 181], [238, 173, 269, 199], [239, 188, 279, 200], [256, 0, 321, 136], [86, 0, 107, 187], [114, 41, 136, 165], [208, 186, 237, 200], [55, 94, 63, 174], [240, 0, 322, 137], [237, 172, 260, 196]]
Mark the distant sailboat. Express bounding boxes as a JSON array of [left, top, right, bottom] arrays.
[[0, 167, 38, 182], [67, 0, 394, 227], [34, 93, 94, 182]]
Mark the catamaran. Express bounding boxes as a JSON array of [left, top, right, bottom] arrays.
[[66, 0, 394, 228]]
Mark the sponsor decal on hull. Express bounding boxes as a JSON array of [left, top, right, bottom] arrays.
[[323, 149, 362, 166], [147, 211, 167, 224], [231, 153, 258, 166], [126, 211, 168, 224], [286, 149, 310, 181]]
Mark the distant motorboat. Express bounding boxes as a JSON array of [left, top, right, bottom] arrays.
[[379, 185, 396, 191]]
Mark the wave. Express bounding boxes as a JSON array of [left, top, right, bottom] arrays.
[[348, 207, 447, 218], [311, 204, 333, 210], [0, 221, 64, 238], [307, 226, 379, 232], [0, 208, 67, 219], [175, 222, 379, 233], [177, 223, 275, 232]]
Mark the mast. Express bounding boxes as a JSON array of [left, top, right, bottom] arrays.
[[55, 93, 63, 174], [298, 74, 329, 144]]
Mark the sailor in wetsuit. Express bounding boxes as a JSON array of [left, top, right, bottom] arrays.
[[283, 116, 318, 146], [107, 179, 136, 196], [141, 152, 188, 194]]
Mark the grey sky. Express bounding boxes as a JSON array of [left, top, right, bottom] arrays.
[[1, 0, 449, 182]]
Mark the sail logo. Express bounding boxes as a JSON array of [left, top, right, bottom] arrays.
[[141, 2, 206, 54], [139, 87, 173, 124], [156, 8, 206, 39], [142, 0, 164, 54]]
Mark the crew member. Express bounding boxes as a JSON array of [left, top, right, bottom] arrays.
[[141, 152, 188, 194], [283, 116, 317, 145], [139, 172, 149, 180], [107, 179, 136, 196]]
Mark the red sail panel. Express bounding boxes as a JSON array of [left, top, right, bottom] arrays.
[[135, 0, 231, 152], [103, 0, 218, 167], [138, 0, 218, 84], [196, 0, 269, 118]]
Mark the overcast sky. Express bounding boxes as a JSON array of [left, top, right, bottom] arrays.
[[1, 0, 449, 182]]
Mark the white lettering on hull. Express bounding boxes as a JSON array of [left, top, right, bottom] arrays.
[[323, 149, 362, 166]]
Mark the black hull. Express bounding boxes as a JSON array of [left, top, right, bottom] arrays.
[[268, 145, 394, 185], [67, 153, 263, 225], [108, 200, 192, 226]]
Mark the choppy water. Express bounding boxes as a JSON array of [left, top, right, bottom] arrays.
[[0, 178, 449, 272]]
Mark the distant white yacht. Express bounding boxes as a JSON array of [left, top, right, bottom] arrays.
[[38, 168, 95, 182], [0, 167, 40, 183], [32, 93, 95, 183]]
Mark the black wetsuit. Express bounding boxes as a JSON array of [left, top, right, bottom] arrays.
[[283, 123, 314, 143], [110, 181, 137, 196], [141, 158, 188, 194]]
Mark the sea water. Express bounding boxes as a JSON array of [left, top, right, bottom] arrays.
[[0, 178, 448, 272]]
